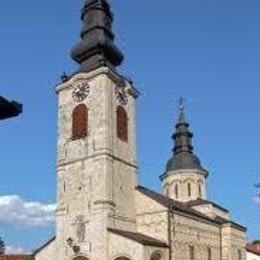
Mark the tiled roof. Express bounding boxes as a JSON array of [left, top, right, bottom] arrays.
[[108, 228, 168, 248], [136, 186, 221, 225], [186, 198, 229, 213], [213, 216, 247, 232], [0, 255, 29, 260], [246, 243, 260, 256], [33, 236, 56, 256], [136, 186, 246, 232]]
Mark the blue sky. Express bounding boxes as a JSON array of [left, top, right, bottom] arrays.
[[0, 0, 260, 253]]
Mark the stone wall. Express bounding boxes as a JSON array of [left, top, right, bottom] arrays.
[[108, 232, 168, 260], [35, 239, 56, 260], [191, 204, 230, 220], [136, 189, 246, 260], [54, 68, 139, 259], [221, 224, 247, 260], [171, 213, 221, 260], [34, 66, 247, 260], [136, 189, 221, 259], [136, 190, 169, 243], [162, 170, 206, 202]]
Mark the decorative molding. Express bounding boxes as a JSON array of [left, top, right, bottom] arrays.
[[57, 151, 138, 169], [56, 67, 139, 99]]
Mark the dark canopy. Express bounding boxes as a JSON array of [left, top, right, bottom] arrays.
[[0, 96, 22, 120]]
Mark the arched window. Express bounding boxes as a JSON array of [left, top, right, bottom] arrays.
[[238, 249, 242, 260], [117, 106, 128, 142], [198, 183, 202, 198], [114, 257, 131, 260], [189, 245, 195, 260], [72, 104, 88, 140], [166, 185, 170, 196], [151, 251, 162, 260], [207, 247, 212, 260], [73, 257, 89, 260], [175, 184, 179, 199], [188, 183, 191, 197]]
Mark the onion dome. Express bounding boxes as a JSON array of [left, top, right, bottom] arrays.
[[162, 99, 208, 178], [71, 0, 124, 73]]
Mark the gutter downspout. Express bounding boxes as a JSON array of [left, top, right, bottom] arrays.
[[220, 225, 223, 260], [168, 206, 174, 260]]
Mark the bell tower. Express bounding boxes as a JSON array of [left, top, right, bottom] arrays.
[[55, 1, 139, 259], [160, 99, 208, 202]]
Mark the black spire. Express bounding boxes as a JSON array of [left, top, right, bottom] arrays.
[[71, 0, 124, 72], [177, 97, 186, 125], [173, 98, 194, 155], [164, 99, 208, 176]]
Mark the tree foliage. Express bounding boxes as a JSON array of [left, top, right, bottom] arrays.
[[255, 182, 260, 199], [0, 237, 6, 255]]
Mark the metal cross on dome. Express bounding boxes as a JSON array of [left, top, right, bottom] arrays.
[[177, 97, 186, 123], [179, 97, 185, 113]]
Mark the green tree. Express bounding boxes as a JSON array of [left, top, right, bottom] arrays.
[[0, 237, 6, 255], [255, 182, 260, 200]]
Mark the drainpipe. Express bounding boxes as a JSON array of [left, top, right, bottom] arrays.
[[168, 206, 174, 260], [220, 226, 223, 260]]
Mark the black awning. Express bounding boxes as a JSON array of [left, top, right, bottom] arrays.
[[0, 96, 22, 120]]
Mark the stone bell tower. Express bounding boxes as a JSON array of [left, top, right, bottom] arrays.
[[160, 100, 208, 202], [55, 1, 139, 259]]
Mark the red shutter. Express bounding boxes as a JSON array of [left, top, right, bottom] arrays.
[[117, 106, 128, 142], [72, 104, 88, 139]]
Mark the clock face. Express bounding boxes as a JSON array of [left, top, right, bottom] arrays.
[[115, 87, 128, 105], [72, 82, 90, 102]]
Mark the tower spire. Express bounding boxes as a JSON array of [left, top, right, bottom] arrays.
[[161, 100, 208, 202], [71, 0, 124, 73], [164, 99, 208, 174], [173, 97, 194, 155], [177, 97, 186, 124]]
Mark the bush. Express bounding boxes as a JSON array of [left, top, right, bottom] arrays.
[[0, 237, 5, 255]]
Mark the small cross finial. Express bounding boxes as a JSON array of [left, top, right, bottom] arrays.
[[61, 72, 69, 83], [179, 97, 185, 113], [177, 97, 186, 124]]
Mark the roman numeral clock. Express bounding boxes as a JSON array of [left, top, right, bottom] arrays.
[[72, 82, 90, 102]]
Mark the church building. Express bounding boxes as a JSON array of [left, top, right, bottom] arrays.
[[34, 0, 247, 259]]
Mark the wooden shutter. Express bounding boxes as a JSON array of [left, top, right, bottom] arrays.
[[72, 104, 88, 139], [117, 106, 128, 142]]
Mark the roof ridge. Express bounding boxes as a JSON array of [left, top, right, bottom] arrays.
[[33, 236, 56, 256], [246, 245, 260, 256], [107, 228, 168, 248], [186, 198, 229, 213], [136, 185, 222, 225]]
